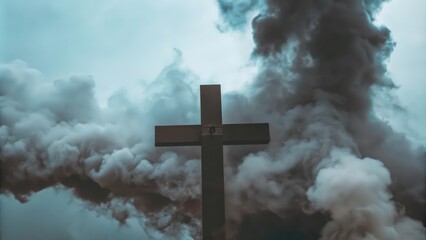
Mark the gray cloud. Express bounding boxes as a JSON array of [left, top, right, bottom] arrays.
[[0, 57, 203, 238]]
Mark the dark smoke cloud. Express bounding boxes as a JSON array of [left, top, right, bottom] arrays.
[[217, 0, 425, 239], [1, 0, 425, 239]]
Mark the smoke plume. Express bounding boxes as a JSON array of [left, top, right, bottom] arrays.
[[218, 0, 425, 239], [1, 0, 425, 239]]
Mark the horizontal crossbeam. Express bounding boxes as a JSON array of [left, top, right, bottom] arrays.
[[155, 123, 269, 147], [155, 125, 200, 146], [223, 123, 270, 145]]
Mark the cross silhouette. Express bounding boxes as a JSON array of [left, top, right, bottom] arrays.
[[155, 85, 270, 240]]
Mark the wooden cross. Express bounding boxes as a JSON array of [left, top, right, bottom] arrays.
[[155, 85, 270, 240]]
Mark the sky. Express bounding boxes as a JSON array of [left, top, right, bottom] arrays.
[[0, 0, 425, 239]]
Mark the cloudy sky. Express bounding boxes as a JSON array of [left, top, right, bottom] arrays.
[[1, 0, 425, 239]]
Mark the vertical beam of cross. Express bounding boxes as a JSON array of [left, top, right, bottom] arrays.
[[155, 85, 269, 240], [200, 85, 225, 239]]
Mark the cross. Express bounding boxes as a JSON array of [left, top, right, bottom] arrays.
[[155, 85, 270, 240]]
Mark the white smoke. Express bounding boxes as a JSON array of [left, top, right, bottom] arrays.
[[307, 148, 425, 239]]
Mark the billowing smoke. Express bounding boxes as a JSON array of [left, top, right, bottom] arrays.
[[218, 0, 425, 239], [1, 0, 425, 240], [0, 57, 203, 239]]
